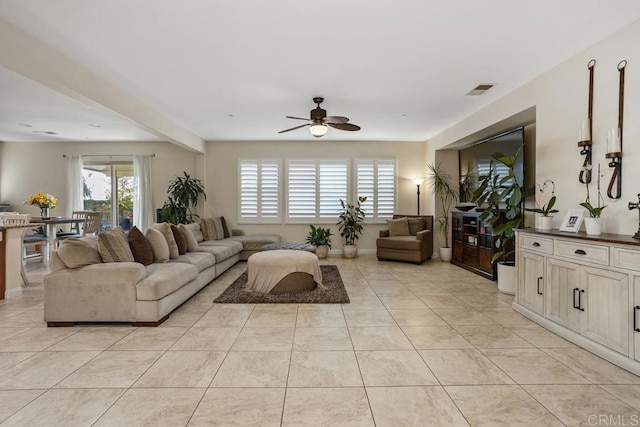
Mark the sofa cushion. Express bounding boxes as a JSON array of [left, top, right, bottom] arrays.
[[195, 244, 238, 263], [152, 223, 179, 259], [182, 222, 204, 243], [57, 236, 102, 268], [376, 236, 421, 251], [137, 262, 198, 301], [199, 239, 243, 253], [128, 226, 154, 266], [145, 228, 170, 263], [178, 224, 200, 252], [200, 217, 225, 241], [408, 218, 427, 236], [387, 217, 410, 236], [171, 252, 215, 272], [226, 234, 282, 251], [171, 225, 187, 255], [98, 227, 135, 263]]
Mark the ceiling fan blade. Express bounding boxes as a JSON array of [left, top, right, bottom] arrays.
[[328, 122, 361, 131], [278, 123, 310, 134], [285, 116, 311, 121], [324, 116, 349, 124]]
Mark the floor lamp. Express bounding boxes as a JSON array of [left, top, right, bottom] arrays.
[[412, 178, 425, 215]]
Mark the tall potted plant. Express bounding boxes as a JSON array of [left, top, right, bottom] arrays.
[[428, 163, 457, 262], [305, 225, 333, 259], [160, 172, 207, 224], [337, 196, 367, 259], [472, 145, 532, 294]]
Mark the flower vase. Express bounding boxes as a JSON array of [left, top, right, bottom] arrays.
[[41, 207, 50, 219]]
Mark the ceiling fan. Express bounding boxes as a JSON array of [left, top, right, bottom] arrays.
[[278, 97, 361, 138]]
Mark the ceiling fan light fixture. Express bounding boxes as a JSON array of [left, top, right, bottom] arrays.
[[309, 122, 328, 137]]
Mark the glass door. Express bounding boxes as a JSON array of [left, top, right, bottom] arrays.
[[83, 162, 134, 231]]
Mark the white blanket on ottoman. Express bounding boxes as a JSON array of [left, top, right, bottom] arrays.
[[247, 250, 323, 293]]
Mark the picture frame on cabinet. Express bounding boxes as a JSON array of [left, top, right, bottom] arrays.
[[560, 209, 586, 232]]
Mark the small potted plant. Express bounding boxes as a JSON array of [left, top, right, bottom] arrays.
[[525, 180, 558, 230], [305, 225, 333, 259], [580, 164, 606, 235], [337, 196, 367, 259]]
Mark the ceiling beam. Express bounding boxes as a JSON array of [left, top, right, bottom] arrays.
[[0, 18, 205, 153]]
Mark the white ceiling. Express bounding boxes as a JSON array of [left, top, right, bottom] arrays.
[[1, 1, 640, 145]]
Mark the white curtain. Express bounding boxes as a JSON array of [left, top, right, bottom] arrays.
[[66, 155, 84, 215], [133, 155, 154, 231]]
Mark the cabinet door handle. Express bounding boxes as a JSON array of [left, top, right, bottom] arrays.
[[532, 242, 541, 247], [573, 288, 580, 309], [536, 277, 543, 295], [574, 249, 587, 255], [635, 306, 640, 333], [578, 289, 585, 311]]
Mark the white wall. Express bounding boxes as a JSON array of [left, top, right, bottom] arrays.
[[205, 140, 426, 252], [0, 140, 200, 218], [427, 19, 640, 236]]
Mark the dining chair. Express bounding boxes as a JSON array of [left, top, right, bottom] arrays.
[[0, 213, 41, 286], [57, 211, 103, 245]]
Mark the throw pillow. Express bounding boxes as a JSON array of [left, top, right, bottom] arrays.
[[200, 217, 218, 241], [212, 217, 225, 240], [408, 218, 427, 236], [57, 236, 102, 268], [98, 227, 135, 263], [145, 227, 170, 263], [387, 217, 410, 236], [127, 226, 154, 266], [151, 223, 179, 259], [220, 216, 231, 238], [178, 223, 199, 252], [171, 224, 187, 255]]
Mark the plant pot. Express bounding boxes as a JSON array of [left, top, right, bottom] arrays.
[[497, 261, 516, 295], [315, 245, 329, 259], [584, 217, 602, 235], [439, 247, 452, 262], [536, 216, 553, 230], [342, 245, 358, 259]]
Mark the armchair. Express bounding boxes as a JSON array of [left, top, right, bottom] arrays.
[[376, 214, 433, 264]]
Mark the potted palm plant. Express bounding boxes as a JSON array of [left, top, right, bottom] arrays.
[[305, 225, 333, 259], [337, 196, 367, 259], [428, 163, 457, 262], [160, 172, 207, 224], [472, 145, 532, 294]]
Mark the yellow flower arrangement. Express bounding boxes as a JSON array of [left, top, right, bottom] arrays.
[[26, 192, 57, 209]]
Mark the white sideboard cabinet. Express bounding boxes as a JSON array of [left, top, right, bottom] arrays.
[[514, 229, 640, 375]]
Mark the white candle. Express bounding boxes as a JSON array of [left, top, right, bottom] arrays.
[[607, 128, 622, 154], [578, 118, 590, 142]]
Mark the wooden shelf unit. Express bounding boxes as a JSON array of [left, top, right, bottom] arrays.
[[451, 211, 496, 280]]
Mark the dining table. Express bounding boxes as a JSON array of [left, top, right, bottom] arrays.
[[30, 216, 85, 267]]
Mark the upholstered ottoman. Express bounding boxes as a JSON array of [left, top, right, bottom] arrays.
[[247, 250, 322, 294]]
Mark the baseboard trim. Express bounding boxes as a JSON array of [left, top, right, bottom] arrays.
[[4, 287, 23, 299]]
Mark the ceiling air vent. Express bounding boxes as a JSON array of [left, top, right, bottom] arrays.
[[466, 84, 494, 96]]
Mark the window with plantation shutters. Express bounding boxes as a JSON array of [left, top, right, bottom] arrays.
[[238, 159, 280, 223], [355, 159, 396, 222], [286, 159, 348, 223]]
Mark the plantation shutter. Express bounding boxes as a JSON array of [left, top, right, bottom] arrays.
[[355, 159, 396, 222], [287, 160, 317, 219], [319, 161, 348, 218], [239, 159, 280, 223]]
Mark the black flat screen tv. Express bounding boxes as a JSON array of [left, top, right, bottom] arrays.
[[458, 127, 525, 203]]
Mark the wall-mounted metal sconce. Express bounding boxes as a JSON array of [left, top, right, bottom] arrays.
[[578, 60, 596, 184], [607, 60, 627, 199], [628, 193, 640, 239]]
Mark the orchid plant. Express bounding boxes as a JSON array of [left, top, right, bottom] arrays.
[[580, 164, 606, 218], [525, 180, 558, 217]]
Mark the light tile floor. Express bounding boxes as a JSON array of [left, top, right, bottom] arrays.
[[1, 256, 640, 426]]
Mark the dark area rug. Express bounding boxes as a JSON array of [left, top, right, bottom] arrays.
[[214, 265, 349, 304]]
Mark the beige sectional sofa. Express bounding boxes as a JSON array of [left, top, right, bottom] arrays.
[[44, 222, 280, 326]]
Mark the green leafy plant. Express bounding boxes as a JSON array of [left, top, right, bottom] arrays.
[[459, 161, 477, 203], [472, 145, 533, 263], [160, 172, 207, 224], [428, 163, 458, 248], [579, 201, 606, 218], [305, 225, 333, 248], [525, 180, 558, 217], [337, 196, 367, 246]]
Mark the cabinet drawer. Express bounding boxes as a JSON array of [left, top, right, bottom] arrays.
[[522, 235, 553, 254], [613, 246, 640, 273], [555, 240, 609, 266]]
